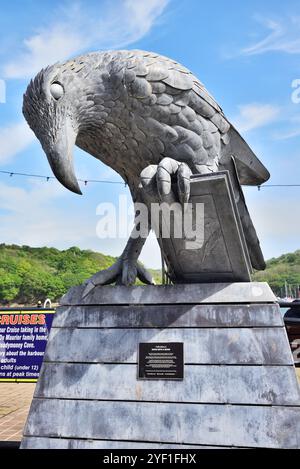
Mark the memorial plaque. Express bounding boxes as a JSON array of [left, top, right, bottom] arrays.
[[138, 342, 184, 380]]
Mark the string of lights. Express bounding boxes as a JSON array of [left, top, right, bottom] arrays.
[[257, 184, 300, 189], [0, 169, 299, 189], [0, 169, 125, 186]]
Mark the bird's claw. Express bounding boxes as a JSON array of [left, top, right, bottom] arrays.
[[140, 157, 192, 205], [81, 257, 155, 298]]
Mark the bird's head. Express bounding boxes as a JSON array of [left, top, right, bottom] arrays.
[[23, 60, 89, 195]]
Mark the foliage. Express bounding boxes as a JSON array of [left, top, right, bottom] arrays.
[[3, 243, 299, 304], [252, 250, 300, 296], [0, 244, 116, 305], [0, 269, 21, 302]]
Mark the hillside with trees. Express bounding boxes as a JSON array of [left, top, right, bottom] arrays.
[[0, 244, 299, 305], [0, 244, 116, 305], [253, 250, 300, 297]]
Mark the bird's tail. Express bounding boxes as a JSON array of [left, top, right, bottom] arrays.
[[221, 126, 270, 186]]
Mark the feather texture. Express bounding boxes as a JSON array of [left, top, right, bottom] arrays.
[[23, 49, 269, 270]]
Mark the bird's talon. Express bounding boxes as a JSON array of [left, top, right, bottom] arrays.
[[141, 157, 192, 205], [81, 257, 154, 298]]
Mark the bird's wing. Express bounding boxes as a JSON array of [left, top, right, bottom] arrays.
[[119, 52, 269, 185], [170, 64, 270, 185]]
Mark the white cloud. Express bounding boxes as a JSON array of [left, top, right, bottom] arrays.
[[241, 16, 300, 56], [271, 114, 300, 140], [0, 180, 94, 247], [0, 0, 169, 164], [272, 128, 300, 140], [3, 0, 169, 79], [0, 121, 35, 164], [232, 103, 280, 133], [4, 25, 84, 80]]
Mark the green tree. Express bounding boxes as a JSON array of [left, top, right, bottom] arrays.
[[0, 270, 21, 303]]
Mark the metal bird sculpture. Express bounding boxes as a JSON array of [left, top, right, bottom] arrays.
[[23, 50, 269, 290]]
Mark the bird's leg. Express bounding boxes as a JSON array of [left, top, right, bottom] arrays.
[[82, 202, 154, 297], [117, 224, 154, 286], [82, 157, 192, 297]]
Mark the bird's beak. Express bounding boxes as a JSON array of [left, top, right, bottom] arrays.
[[45, 117, 82, 195]]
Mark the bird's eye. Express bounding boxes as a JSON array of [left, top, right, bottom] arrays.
[[50, 82, 64, 100]]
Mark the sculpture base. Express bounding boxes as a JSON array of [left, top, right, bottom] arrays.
[[21, 283, 300, 449]]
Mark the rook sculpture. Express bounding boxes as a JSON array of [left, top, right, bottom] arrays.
[[23, 49, 269, 290], [21, 50, 300, 449]]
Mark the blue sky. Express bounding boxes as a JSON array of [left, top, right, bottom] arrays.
[[0, 0, 299, 268]]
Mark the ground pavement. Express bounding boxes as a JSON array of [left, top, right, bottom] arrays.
[[0, 383, 35, 442]]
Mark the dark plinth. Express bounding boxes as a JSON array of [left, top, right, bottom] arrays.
[[21, 283, 300, 449]]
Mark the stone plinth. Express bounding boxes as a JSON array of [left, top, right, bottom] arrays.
[[21, 283, 300, 449]]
